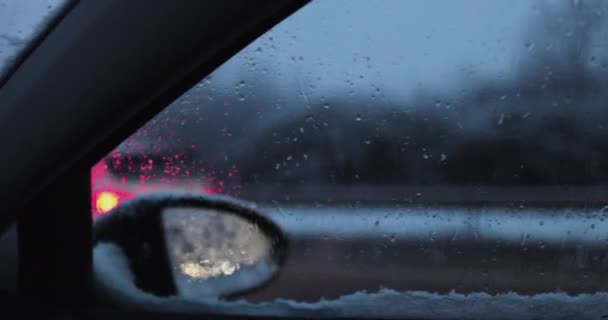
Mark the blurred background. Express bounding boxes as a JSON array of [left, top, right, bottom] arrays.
[[91, 0, 608, 300], [96, 0, 608, 205]]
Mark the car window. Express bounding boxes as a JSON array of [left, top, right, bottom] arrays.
[[0, 0, 68, 82], [92, 0, 608, 317]]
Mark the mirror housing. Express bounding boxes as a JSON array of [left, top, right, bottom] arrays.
[[93, 193, 287, 299]]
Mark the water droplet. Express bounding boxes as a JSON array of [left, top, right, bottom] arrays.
[[525, 42, 535, 51], [497, 113, 505, 126]]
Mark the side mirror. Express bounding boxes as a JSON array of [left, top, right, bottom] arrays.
[[93, 193, 287, 300]]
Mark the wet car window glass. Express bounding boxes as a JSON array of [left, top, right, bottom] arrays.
[[92, 0, 608, 314], [0, 0, 68, 80]]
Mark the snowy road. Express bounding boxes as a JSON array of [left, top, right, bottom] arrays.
[[242, 204, 608, 301]]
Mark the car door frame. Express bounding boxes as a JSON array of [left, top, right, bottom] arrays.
[[0, 0, 308, 313]]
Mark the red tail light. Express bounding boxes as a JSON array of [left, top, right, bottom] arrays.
[[95, 191, 120, 214], [92, 189, 134, 217]]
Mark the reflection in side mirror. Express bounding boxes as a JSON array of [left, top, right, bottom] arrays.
[[93, 193, 287, 300], [163, 207, 279, 298]]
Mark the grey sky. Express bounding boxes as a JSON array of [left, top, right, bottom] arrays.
[[212, 0, 536, 102]]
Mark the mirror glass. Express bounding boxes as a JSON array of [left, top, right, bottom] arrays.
[[162, 207, 279, 299]]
